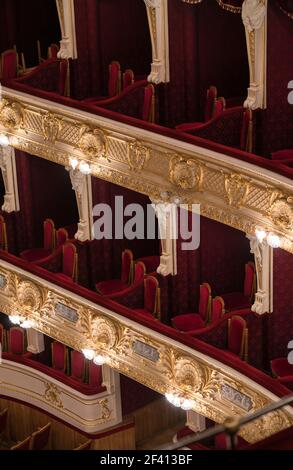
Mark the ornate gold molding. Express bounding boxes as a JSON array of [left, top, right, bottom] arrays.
[[0, 260, 292, 443], [0, 89, 292, 253]]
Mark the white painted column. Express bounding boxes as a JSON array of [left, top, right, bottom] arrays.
[[0, 146, 20, 213], [26, 329, 45, 354], [55, 0, 78, 59], [144, 0, 170, 83], [67, 168, 93, 242], [186, 410, 206, 433], [242, 0, 268, 109], [150, 196, 178, 276], [247, 234, 273, 314]]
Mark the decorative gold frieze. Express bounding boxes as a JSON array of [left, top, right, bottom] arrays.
[[169, 155, 202, 191], [0, 99, 23, 130], [127, 141, 150, 172], [42, 112, 63, 143], [78, 125, 106, 159], [44, 382, 63, 409], [0, 260, 292, 443], [269, 193, 293, 231], [225, 174, 250, 208]]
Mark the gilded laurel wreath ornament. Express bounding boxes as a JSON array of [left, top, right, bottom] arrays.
[[42, 113, 62, 143], [269, 196, 293, 231], [127, 141, 150, 172], [169, 155, 202, 190], [0, 99, 23, 130], [78, 125, 106, 158], [225, 173, 250, 208]]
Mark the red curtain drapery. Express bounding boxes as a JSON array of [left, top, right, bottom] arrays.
[[181, 0, 243, 13], [276, 0, 293, 19]]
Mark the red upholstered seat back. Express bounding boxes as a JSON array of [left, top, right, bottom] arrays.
[[123, 69, 134, 90], [62, 242, 77, 279], [228, 315, 247, 356], [142, 84, 154, 122], [51, 341, 67, 371], [88, 362, 103, 387], [243, 262, 255, 298], [0, 408, 8, 434], [121, 249, 133, 284], [30, 423, 51, 450], [58, 59, 69, 96], [144, 276, 159, 315], [0, 215, 7, 251], [198, 283, 211, 322], [71, 350, 86, 382], [211, 297, 225, 324], [108, 61, 121, 97], [134, 261, 146, 283], [204, 86, 217, 122], [9, 327, 25, 355], [212, 97, 226, 119], [240, 108, 252, 151], [10, 436, 31, 450], [43, 219, 55, 251], [1, 49, 18, 80], [48, 44, 59, 59], [56, 228, 68, 247]]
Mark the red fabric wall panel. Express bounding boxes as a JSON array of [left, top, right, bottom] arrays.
[[260, 1, 293, 156], [0, 0, 60, 66]]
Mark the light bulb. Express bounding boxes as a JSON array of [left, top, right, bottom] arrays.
[[181, 399, 195, 411], [255, 228, 267, 244], [9, 315, 21, 325], [69, 157, 78, 170], [82, 348, 95, 360], [267, 233, 281, 249], [165, 392, 174, 404], [79, 162, 91, 175], [20, 320, 34, 329], [93, 354, 106, 366], [0, 134, 9, 147]]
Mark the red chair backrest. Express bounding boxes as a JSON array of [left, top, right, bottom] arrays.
[[240, 108, 253, 151], [48, 44, 59, 59], [51, 341, 67, 371], [56, 228, 68, 247], [58, 59, 69, 96], [9, 327, 25, 355], [142, 84, 155, 122], [10, 436, 31, 450], [71, 350, 86, 382], [212, 97, 226, 119], [30, 423, 51, 450], [0, 215, 8, 251], [0, 408, 8, 434], [62, 242, 77, 280], [1, 49, 18, 80], [228, 315, 247, 357], [144, 276, 159, 315], [243, 262, 255, 298], [134, 261, 146, 283], [88, 362, 103, 387], [198, 283, 212, 322], [43, 219, 55, 251], [121, 249, 133, 284], [211, 297, 225, 324], [108, 61, 121, 97], [123, 68, 134, 90], [204, 86, 217, 122]]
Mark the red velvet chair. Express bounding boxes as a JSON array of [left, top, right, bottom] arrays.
[[74, 440, 92, 450], [271, 358, 293, 391], [0, 49, 18, 80], [71, 350, 86, 383], [123, 68, 134, 90], [88, 361, 103, 388], [0, 215, 8, 251], [55, 242, 78, 282], [0, 323, 7, 351], [51, 341, 67, 373], [133, 261, 146, 283], [142, 84, 155, 122], [20, 219, 55, 263], [221, 262, 255, 312], [30, 422, 51, 450], [240, 108, 253, 152], [213, 97, 226, 119], [10, 436, 31, 451], [226, 315, 248, 361], [175, 86, 217, 131], [0, 408, 8, 438], [210, 296, 225, 324], [133, 275, 161, 319], [171, 283, 212, 332], [96, 249, 133, 295], [8, 327, 27, 355], [56, 228, 68, 247], [48, 44, 59, 59]]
